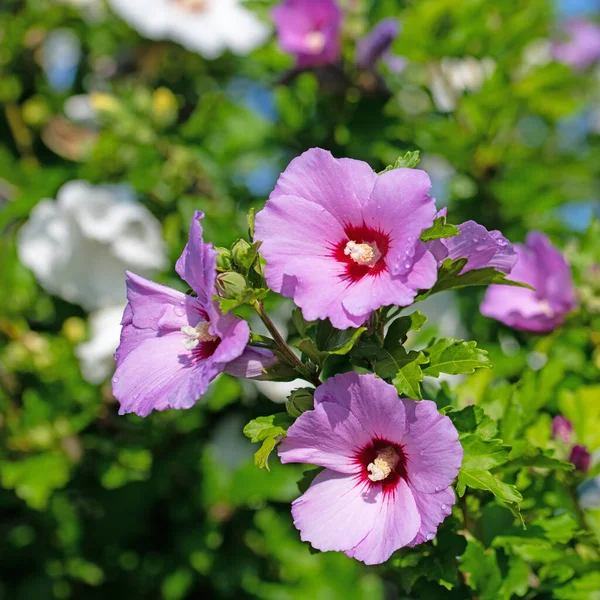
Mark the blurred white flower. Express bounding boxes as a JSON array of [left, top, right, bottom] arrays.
[[429, 57, 496, 112], [255, 379, 312, 404], [41, 29, 81, 91], [76, 305, 125, 384], [108, 0, 270, 59], [18, 181, 167, 311]]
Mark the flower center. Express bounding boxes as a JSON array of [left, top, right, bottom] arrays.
[[305, 30, 326, 54], [344, 240, 382, 268], [172, 0, 207, 13], [538, 300, 555, 317], [367, 446, 400, 482], [181, 321, 217, 350]]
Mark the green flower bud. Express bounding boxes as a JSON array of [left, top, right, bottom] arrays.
[[215, 246, 232, 271], [216, 272, 246, 299], [286, 388, 315, 418], [231, 239, 256, 270]]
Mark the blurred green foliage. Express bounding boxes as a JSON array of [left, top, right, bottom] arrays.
[[1, 0, 599, 598]]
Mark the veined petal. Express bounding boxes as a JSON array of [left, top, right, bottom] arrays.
[[291, 470, 382, 554]]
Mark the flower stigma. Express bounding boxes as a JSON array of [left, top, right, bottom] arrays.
[[344, 240, 382, 268], [181, 321, 217, 350], [305, 30, 326, 54], [367, 445, 400, 482]]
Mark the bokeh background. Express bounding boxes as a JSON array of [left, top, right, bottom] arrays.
[[1, 0, 599, 598]]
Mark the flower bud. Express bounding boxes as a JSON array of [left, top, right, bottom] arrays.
[[286, 388, 315, 418], [215, 246, 232, 271], [215, 272, 246, 299], [551, 415, 574, 445], [231, 239, 255, 270], [569, 445, 591, 473]]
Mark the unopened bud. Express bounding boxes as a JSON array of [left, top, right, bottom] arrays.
[[215, 272, 246, 299], [569, 445, 591, 473], [231, 239, 255, 270], [286, 388, 315, 418], [215, 246, 232, 271]]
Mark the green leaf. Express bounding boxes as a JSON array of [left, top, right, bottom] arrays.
[[459, 539, 502, 600], [419, 216, 461, 242], [423, 337, 491, 376], [384, 311, 427, 348], [243, 413, 293, 444], [247, 207, 256, 239], [315, 320, 367, 355], [253, 436, 278, 471], [297, 339, 328, 367], [460, 435, 511, 471], [418, 258, 534, 299], [218, 287, 269, 313], [457, 468, 523, 523], [378, 150, 420, 174], [554, 572, 600, 600], [503, 444, 574, 472], [500, 556, 530, 600], [353, 340, 428, 400], [532, 513, 579, 544], [444, 405, 498, 439], [292, 307, 314, 338]]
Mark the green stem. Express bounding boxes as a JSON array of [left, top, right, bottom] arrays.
[[251, 301, 320, 387]]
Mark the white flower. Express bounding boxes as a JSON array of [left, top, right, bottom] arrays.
[[108, 0, 270, 59], [17, 181, 167, 311], [429, 57, 496, 112], [76, 305, 125, 384]]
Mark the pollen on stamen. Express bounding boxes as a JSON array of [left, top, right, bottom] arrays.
[[181, 321, 217, 350], [367, 446, 400, 482], [344, 240, 382, 268]]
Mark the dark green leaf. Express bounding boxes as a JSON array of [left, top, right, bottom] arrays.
[[315, 320, 367, 355], [384, 311, 427, 348], [459, 539, 502, 600], [461, 435, 511, 471]]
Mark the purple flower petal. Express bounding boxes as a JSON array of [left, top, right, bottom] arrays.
[[428, 220, 517, 274], [481, 231, 577, 333], [224, 346, 277, 378], [175, 210, 217, 311], [347, 478, 420, 565], [356, 18, 400, 70], [278, 401, 371, 473], [408, 486, 456, 546], [291, 470, 383, 553], [314, 372, 407, 442], [401, 398, 463, 494]]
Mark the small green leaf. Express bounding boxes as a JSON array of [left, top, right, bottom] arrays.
[[243, 413, 293, 443], [253, 436, 278, 471], [218, 287, 269, 313], [419, 216, 461, 242], [247, 207, 256, 239], [379, 150, 420, 173], [316, 319, 367, 355], [423, 337, 491, 376], [384, 311, 427, 348]]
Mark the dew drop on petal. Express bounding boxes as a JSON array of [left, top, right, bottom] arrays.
[[435, 485, 441, 492], [426, 532, 434, 541], [441, 503, 447, 510], [112, 376, 119, 384], [174, 306, 186, 317]]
